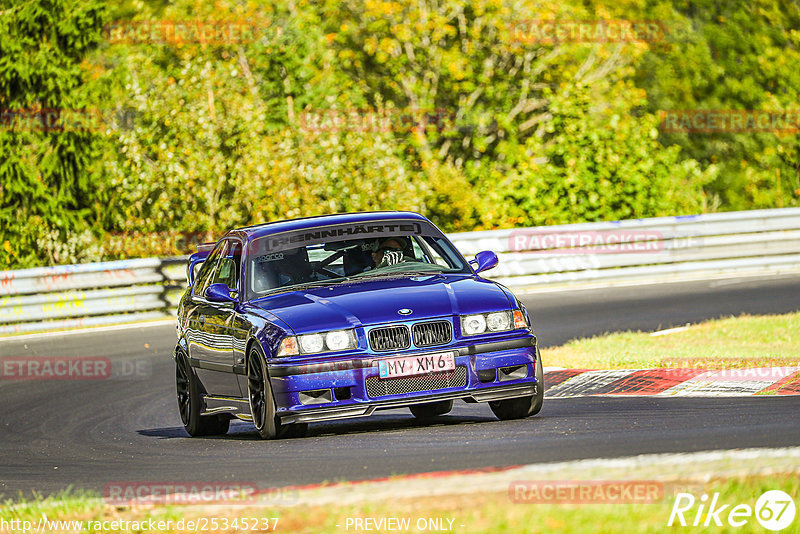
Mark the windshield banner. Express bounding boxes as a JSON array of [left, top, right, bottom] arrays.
[[248, 220, 435, 256]]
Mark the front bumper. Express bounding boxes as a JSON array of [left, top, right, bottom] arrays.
[[267, 336, 538, 424], [279, 381, 537, 424]]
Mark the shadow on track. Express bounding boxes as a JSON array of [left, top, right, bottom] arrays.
[[137, 413, 498, 441], [308, 414, 497, 439]]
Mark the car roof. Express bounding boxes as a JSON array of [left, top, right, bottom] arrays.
[[227, 211, 431, 241]]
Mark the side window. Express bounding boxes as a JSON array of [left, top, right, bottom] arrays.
[[416, 237, 451, 268], [211, 240, 243, 291], [411, 238, 430, 263], [431, 237, 463, 268], [193, 241, 228, 297]]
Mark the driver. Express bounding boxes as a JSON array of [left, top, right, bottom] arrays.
[[372, 237, 410, 267]]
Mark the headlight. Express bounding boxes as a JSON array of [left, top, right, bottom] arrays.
[[298, 333, 324, 353], [325, 330, 352, 351], [461, 310, 526, 336], [276, 329, 357, 357], [462, 314, 487, 335], [486, 311, 511, 331]]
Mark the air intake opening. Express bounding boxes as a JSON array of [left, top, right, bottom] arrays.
[[478, 368, 497, 383], [498, 365, 528, 382], [334, 387, 352, 401], [299, 389, 333, 405], [366, 366, 468, 397]]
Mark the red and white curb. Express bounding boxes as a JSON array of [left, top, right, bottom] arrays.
[[543, 367, 800, 397]]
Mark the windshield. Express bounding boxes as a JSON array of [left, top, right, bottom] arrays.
[[246, 225, 469, 299]]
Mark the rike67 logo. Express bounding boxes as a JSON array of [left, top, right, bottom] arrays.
[[668, 490, 796, 531]]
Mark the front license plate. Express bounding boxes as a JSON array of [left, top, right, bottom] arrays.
[[378, 352, 456, 378]]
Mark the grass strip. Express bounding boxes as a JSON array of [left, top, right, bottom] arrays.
[[541, 312, 800, 370]]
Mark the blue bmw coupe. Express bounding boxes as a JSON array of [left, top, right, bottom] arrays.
[[175, 211, 542, 439]]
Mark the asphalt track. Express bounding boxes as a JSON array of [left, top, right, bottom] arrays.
[[1, 274, 799, 497]]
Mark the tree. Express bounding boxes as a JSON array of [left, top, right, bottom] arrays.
[[94, 0, 425, 258], [0, 0, 107, 268], [626, 0, 800, 209], [482, 83, 715, 226], [321, 0, 713, 228]]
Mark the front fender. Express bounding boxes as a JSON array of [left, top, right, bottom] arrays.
[[175, 336, 189, 361]]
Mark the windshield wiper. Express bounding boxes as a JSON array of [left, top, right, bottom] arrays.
[[264, 277, 352, 295], [354, 268, 445, 279]]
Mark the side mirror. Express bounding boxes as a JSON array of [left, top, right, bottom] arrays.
[[205, 283, 236, 303], [471, 250, 498, 273]]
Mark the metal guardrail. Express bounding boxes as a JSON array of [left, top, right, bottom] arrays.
[[1, 208, 799, 334], [451, 207, 800, 286], [0, 259, 187, 334]]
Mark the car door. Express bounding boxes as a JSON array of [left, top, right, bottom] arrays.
[[186, 238, 243, 397]]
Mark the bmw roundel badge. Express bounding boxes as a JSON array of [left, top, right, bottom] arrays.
[[398, 308, 413, 315]]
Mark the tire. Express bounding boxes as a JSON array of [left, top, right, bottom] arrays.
[[175, 350, 230, 436], [248, 346, 279, 439], [489, 351, 544, 421], [409, 400, 453, 419], [248, 346, 309, 440]]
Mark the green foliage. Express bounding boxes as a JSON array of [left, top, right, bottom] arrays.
[[478, 83, 716, 227], [92, 0, 425, 260], [2, 0, 794, 269], [321, 0, 714, 228], [0, 0, 107, 268], [624, 0, 800, 209]]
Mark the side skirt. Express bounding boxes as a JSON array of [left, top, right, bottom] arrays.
[[202, 395, 252, 421]]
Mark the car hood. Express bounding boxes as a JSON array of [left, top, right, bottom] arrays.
[[249, 274, 512, 334]]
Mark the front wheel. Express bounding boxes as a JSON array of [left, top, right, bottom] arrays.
[[489, 352, 544, 421], [248, 347, 278, 439], [175, 350, 230, 436], [248, 347, 308, 439]]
